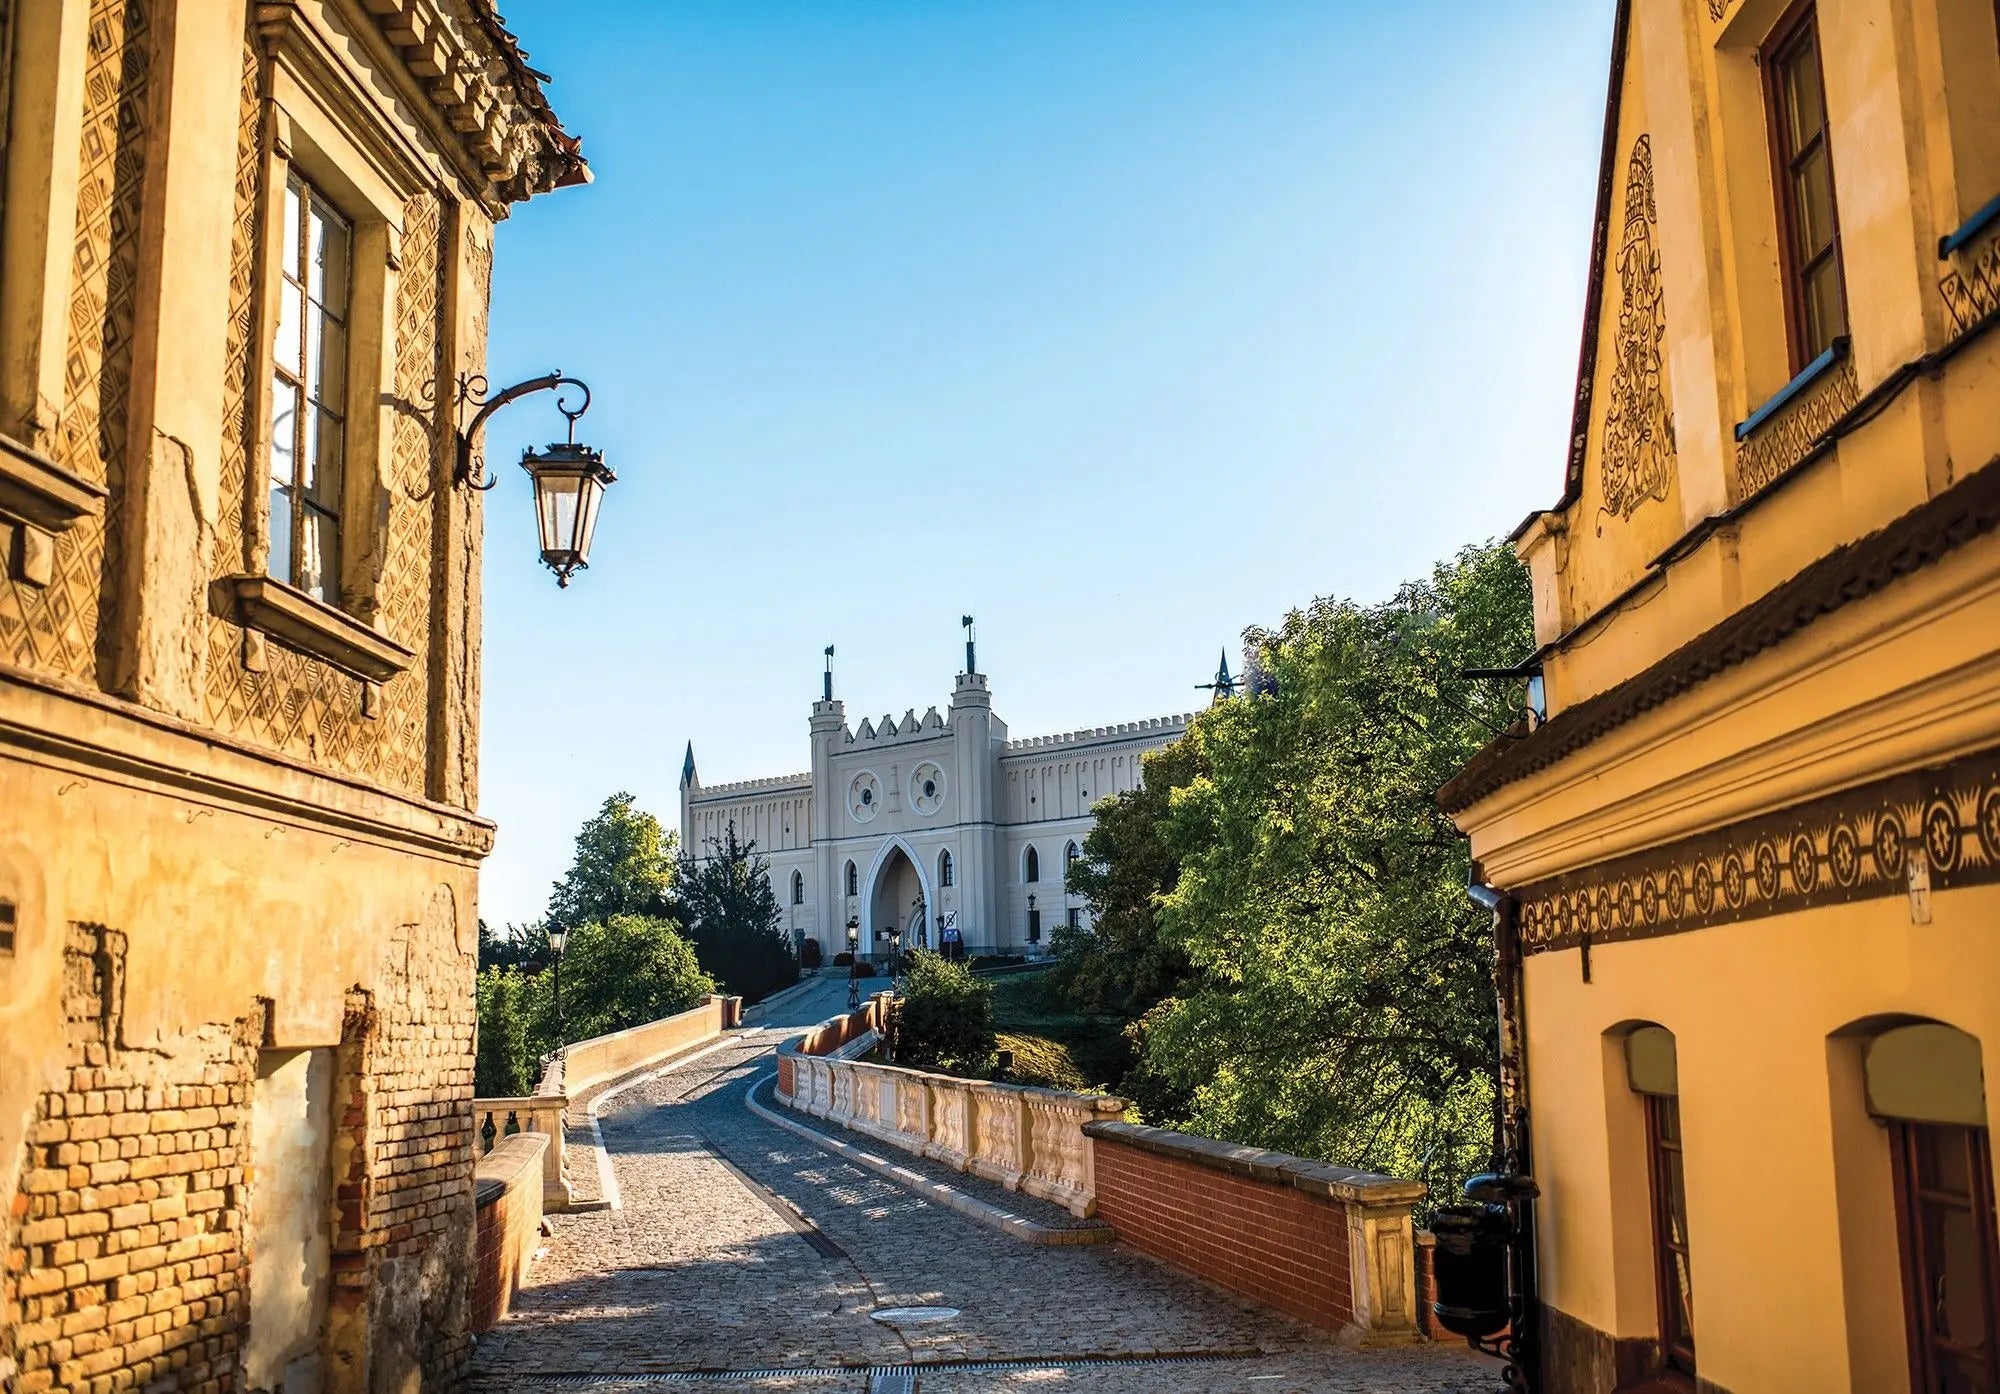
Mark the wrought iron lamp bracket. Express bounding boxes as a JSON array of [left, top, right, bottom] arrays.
[[451, 370, 593, 491]]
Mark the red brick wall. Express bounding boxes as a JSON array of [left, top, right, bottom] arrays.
[[471, 1135, 547, 1333], [1090, 1133, 1356, 1330], [1415, 1232, 1438, 1338]]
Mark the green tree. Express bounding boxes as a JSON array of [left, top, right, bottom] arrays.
[[1142, 541, 1534, 1203], [892, 951, 995, 1074], [1052, 736, 1205, 1016], [474, 966, 536, 1096], [540, 913, 715, 1046], [547, 793, 677, 930], [674, 822, 797, 1005]]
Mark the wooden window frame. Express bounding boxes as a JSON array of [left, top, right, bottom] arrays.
[[1644, 1093, 1698, 1375], [267, 172, 352, 606], [1761, 0, 1847, 374], [1890, 1120, 2000, 1393]]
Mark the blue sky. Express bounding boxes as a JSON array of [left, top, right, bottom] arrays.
[[475, 0, 1616, 929]]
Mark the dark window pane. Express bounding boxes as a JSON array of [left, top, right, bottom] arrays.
[[1793, 149, 1837, 261], [281, 179, 302, 280], [304, 410, 343, 506], [1920, 1126, 1975, 1196], [1803, 261, 1848, 359], [1782, 37, 1826, 150]]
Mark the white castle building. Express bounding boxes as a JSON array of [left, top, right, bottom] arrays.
[[678, 638, 1199, 960]]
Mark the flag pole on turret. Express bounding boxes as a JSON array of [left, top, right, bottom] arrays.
[[823, 644, 835, 702], [962, 615, 976, 674]]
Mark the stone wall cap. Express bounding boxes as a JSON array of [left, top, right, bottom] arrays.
[[1083, 1120, 1425, 1203], [474, 1132, 549, 1197]]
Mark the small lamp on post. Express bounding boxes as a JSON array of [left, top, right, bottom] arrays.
[[846, 919, 862, 1010], [546, 921, 571, 1054]]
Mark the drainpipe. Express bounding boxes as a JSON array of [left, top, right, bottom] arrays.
[[1467, 866, 1540, 1394]]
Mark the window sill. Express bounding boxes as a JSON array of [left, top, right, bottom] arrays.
[[1735, 335, 1849, 441], [1940, 191, 2000, 258], [214, 575, 414, 683], [0, 431, 107, 533]]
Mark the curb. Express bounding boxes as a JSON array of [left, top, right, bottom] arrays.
[[744, 1082, 1116, 1248]]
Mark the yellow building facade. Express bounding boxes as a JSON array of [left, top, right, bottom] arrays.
[[0, 1, 580, 1389], [1443, 0, 2000, 1390]]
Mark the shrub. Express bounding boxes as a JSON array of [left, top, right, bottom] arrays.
[[969, 954, 1027, 971], [893, 951, 995, 1073], [801, 938, 823, 969], [833, 951, 854, 967]]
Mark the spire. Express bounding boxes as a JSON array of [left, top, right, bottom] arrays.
[[680, 741, 697, 791], [1197, 647, 1242, 704]]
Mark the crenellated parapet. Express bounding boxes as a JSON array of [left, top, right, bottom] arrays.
[[1003, 714, 1193, 752], [689, 771, 812, 801], [846, 707, 948, 744]]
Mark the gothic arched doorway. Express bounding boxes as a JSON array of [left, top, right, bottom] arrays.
[[864, 842, 931, 958]]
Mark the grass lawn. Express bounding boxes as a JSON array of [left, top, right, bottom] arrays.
[[985, 968, 1134, 1094]]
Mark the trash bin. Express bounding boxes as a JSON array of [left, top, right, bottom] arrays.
[[1429, 1202, 1512, 1339]]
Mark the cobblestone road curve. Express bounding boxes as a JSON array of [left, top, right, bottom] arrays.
[[469, 975, 1498, 1393]]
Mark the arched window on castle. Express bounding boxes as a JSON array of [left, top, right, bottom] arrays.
[[791, 870, 805, 906], [939, 849, 955, 888], [1024, 846, 1040, 883], [845, 861, 858, 897], [1064, 841, 1081, 884]]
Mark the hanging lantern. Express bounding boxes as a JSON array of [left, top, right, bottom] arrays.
[[521, 441, 614, 587]]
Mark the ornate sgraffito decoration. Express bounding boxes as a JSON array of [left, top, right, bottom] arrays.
[[1707, 0, 1728, 20], [1599, 135, 1675, 522], [1515, 745, 2000, 956], [205, 67, 439, 796], [1940, 225, 2000, 336], [1735, 353, 1859, 496], [0, 0, 150, 680], [203, 35, 266, 730]]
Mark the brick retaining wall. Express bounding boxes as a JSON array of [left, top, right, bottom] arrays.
[[472, 1133, 548, 1333], [1085, 1121, 1425, 1344]]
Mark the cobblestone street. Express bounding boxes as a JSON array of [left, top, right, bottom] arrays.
[[469, 976, 1497, 1393]]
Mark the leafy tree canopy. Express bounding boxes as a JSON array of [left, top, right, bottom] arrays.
[[1143, 541, 1533, 1200], [674, 822, 798, 1004], [547, 792, 676, 930], [551, 913, 715, 1044], [1052, 736, 1206, 1016]]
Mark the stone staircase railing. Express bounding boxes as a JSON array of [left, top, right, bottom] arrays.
[[474, 1094, 573, 1212]]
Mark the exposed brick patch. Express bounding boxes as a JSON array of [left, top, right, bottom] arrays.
[[0, 926, 261, 1394], [1089, 1133, 1356, 1331]]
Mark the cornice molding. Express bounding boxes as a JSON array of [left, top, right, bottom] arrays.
[[213, 575, 417, 684], [1463, 538, 2000, 890]]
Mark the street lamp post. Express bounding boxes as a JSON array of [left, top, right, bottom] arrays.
[[546, 922, 571, 1054], [888, 928, 903, 991], [846, 920, 861, 1010]]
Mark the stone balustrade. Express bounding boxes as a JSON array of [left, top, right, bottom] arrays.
[[776, 1022, 1125, 1218], [474, 1094, 573, 1211], [473, 1133, 549, 1333], [473, 993, 737, 1213]]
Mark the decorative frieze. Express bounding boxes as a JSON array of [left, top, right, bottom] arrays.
[[1735, 353, 1859, 495], [1940, 221, 2000, 336], [1514, 744, 2000, 955]]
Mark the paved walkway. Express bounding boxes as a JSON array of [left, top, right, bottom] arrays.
[[469, 975, 1498, 1393]]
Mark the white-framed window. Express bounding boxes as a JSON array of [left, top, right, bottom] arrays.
[[1066, 907, 1081, 931], [791, 869, 805, 906], [939, 848, 955, 888], [268, 174, 352, 604], [845, 861, 858, 897], [1024, 846, 1040, 883]]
